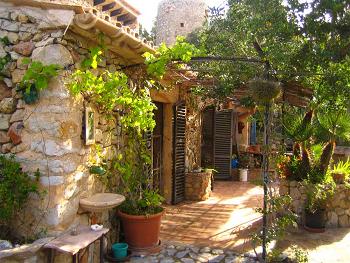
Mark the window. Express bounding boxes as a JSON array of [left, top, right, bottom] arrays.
[[180, 23, 184, 27]]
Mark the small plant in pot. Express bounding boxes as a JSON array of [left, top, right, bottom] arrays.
[[238, 153, 250, 182], [304, 171, 335, 232], [330, 159, 350, 184]]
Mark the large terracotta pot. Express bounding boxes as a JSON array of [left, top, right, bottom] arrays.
[[118, 209, 164, 250]]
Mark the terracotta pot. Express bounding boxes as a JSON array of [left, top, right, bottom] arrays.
[[332, 173, 345, 184], [118, 209, 164, 250]]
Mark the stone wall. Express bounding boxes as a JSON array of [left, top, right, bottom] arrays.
[[280, 180, 350, 228], [185, 172, 212, 201], [155, 0, 207, 45], [0, 4, 125, 242]]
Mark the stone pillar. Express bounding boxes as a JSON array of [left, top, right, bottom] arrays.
[[185, 172, 212, 201]]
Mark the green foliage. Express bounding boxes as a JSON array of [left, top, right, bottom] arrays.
[[120, 189, 164, 216], [291, 246, 309, 263], [0, 36, 11, 73], [283, 111, 313, 143], [69, 47, 162, 215], [331, 159, 350, 180], [0, 155, 40, 226], [316, 109, 350, 143], [18, 60, 61, 104], [144, 36, 204, 78], [305, 180, 335, 213], [252, 193, 297, 258]]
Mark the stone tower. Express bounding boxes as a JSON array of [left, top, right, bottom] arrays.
[[155, 0, 207, 46]]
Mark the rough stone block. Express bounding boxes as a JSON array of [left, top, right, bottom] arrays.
[[0, 113, 11, 130], [0, 80, 12, 100], [31, 44, 73, 67], [11, 69, 25, 84], [339, 215, 349, 227], [0, 97, 16, 113], [13, 41, 35, 56], [7, 121, 23, 145], [10, 109, 25, 123], [7, 32, 19, 44], [1, 143, 13, 153], [0, 130, 10, 143]]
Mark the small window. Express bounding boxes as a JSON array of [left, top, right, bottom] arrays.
[[180, 23, 184, 27]]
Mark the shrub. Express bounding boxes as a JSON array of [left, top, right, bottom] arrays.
[[0, 155, 40, 227]]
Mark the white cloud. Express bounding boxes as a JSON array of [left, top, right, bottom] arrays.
[[127, 0, 226, 31]]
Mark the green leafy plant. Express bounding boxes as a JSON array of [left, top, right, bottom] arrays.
[[305, 180, 335, 213], [69, 46, 162, 216], [144, 36, 203, 79], [0, 36, 11, 74], [331, 159, 350, 184], [238, 153, 250, 168], [0, 155, 40, 239], [18, 59, 61, 104]]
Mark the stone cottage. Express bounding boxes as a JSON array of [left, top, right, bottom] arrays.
[[0, 0, 210, 260]]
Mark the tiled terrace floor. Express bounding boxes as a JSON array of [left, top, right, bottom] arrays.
[[161, 181, 263, 253], [160, 181, 350, 262]]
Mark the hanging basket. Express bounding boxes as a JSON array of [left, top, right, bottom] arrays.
[[248, 79, 281, 105]]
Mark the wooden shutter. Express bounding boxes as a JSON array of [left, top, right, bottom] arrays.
[[144, 131, 153, 189], [214, 110, 233, 180], [172, 101, 186, 204]]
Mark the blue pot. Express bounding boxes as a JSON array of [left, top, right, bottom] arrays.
[[112, 243, 128, 259]]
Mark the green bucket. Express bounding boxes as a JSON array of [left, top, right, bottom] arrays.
[[112, 243, 128, 259]]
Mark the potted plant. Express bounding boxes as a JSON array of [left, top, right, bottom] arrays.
[[108, 85, 165, 251], [304, 179, 335, 232], [238, 153, 250, 181], [330, 159, 350, 184]]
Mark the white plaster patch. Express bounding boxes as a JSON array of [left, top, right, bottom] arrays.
[[31, 139, 77, 156], [74, 171, 85, 182], [49, 160, 77, 174], [40, 176, 64, 186], [64, 184, 78, 200]]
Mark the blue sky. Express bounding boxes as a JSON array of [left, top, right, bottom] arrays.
[[127, 0, 227, 31]]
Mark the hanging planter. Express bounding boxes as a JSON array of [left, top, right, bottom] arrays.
[[248, 79, 281, 104]]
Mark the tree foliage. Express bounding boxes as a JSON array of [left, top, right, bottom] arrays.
[[190, 0, 350, 109]]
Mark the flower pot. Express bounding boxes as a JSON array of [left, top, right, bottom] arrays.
[[239, 169, 248, 182], [118, 209, 164, 250], [332, 173, 345, 184], [112, 243, 128, 260], [304, 208, 326, 233]]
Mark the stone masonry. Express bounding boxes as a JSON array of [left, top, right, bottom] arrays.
[[185, 172, 212, 201], [156, 0, 207, 46], [279, 180, 350, 228], [0, 4, 123, 241]]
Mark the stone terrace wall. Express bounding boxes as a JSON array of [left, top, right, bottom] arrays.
[[280, 180, 350, 228], [0, 4, 123, 241]]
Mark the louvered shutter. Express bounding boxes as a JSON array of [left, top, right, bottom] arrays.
[[214, 110, 233, 180], [172, 101, 186, 204], [144, 131, 154, 189]]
